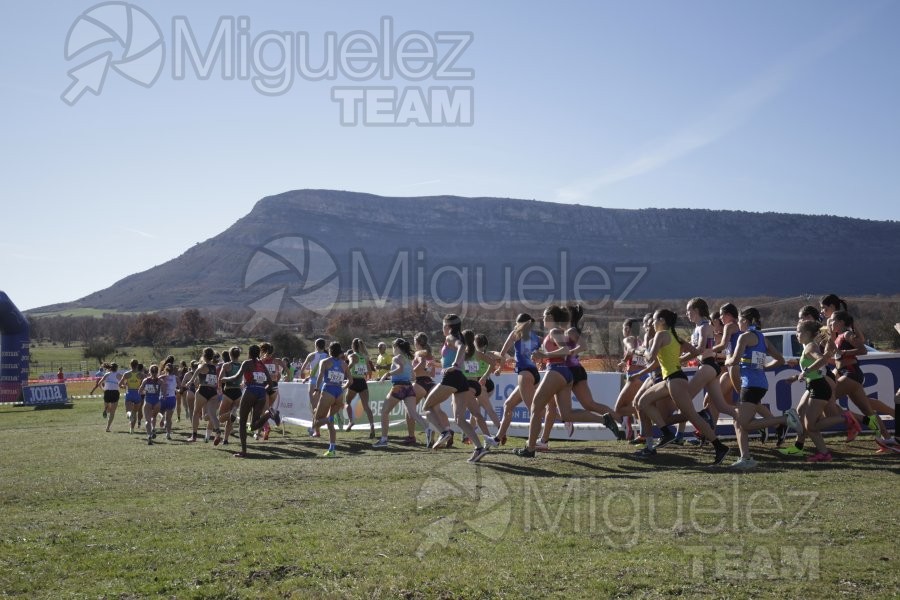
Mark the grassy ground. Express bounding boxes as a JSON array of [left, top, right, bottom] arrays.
[[0, 400, 897, 599]]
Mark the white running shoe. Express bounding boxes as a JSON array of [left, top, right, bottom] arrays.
[[729, 456, 758, 470], [785, 408, 803, 433]]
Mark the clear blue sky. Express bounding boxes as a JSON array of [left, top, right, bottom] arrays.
[[2, 0, 898, 311]]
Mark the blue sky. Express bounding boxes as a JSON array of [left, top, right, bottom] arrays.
[[2, 0, 899, 311]]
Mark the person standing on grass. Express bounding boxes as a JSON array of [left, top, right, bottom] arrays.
[[492, 313, 542, 446], [464, 333, 501, 442], [311, 342, 351, 457], [615, 317, 645, 441], [120, 359, 143, 434], [411, 332, 439, 446], [258, 342, 287, 441], [180, 360, 198, 429], [788, 320, 844, 462], [827, 309, 892, 440], [176, 361, 188, 422], [373, 342, 392, 381], [724, 308, 798, 470], [345, 338, 376, 437], [56, 367, 65, 383], [185, 349, 222, 444], [373, 338, 431, 448], [459, 330, 499, 448], [158, 363, 178, 440], [298, 339, 329, 438], [91, 363, 122, 432], [420, 314, 488, 462], [139, 365, 162, 445], [561, 305, 623, 439], [515, 306, 575, 458], [220, 344, 279, 459], [628, 309, 730, 465], [218, 347, 243, 446], [780, 306, 842, 456]]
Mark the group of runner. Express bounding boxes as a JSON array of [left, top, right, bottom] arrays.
[[89, 293, 898, 467]]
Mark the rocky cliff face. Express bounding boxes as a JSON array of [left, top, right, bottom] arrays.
[[35, 189, 900, 312]]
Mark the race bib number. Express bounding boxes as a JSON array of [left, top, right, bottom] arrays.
[[751, 351, 767, 370], [327, 370, 344, 384], [145, 384, 158, 395], [632, 353, 647, 367], [266, 364, 277, 374], [252, 371, 267, 384], [204, 374, 217, 386], [464, 360, 479, 374], [353, 362, 367, 377]]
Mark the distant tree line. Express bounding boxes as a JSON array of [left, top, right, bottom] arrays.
[[27, 296, 900, 364]]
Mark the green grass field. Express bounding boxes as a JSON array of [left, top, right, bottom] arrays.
[[0, 400, 897, 599]]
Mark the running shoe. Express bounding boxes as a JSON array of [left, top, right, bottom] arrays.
[[565, 421, 575, 438], [686, 437, 703, 447], [373, 438, 388, 448], [514, 447, 536, 458], [126, 411, 132, 421], [432, 430, 452, 449], [345, 422, 355, 432], [875, 437, 900, 453], [425, 428, 434, 447], [467, 447, 489, 463], [462, 436, 472, 445], [272, 410, 281, 426], [166, 433, 172, 440], [232, 452, 246, 458], [322, 449, 336, 458], [369, 428, 376, 440], [712, 444, 730, 466], [729, 456, 758, 470], [671, 436, 685, 446], [633, 447, 656, 458], [629, 435, 647, 446], [785, 408, 803, 433], [483, 436, 499, 448], [843, 411, 862, 442], [535, 441, 550, 452], [102, 410, 107, 418], [400, 436, 417, 446], [779, 444, 808, 457], [602, 413, 623, 439], [806, 452, 832, 463], [775, 424, 788, 446], [655, 430, 676, 449], [213, 432, 222, 446], [866, 415, 880, 432], [447, 432, 455, 448], [147, 437, 152, 446]]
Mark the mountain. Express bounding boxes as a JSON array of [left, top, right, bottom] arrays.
[[31, 189, 900, 314]]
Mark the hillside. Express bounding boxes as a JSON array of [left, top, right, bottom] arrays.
[[31, 189, 900, 313]]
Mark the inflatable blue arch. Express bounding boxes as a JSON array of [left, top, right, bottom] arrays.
[[0, 291, 30, 403]]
